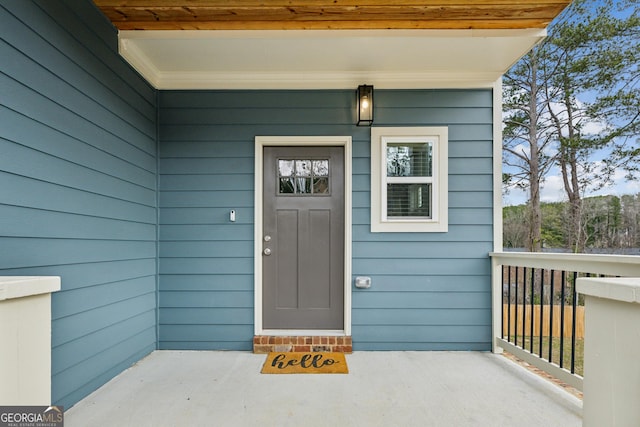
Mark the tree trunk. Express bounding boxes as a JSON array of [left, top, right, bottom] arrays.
[[559, 77, 585, 253], [527, 57, 543, 252]]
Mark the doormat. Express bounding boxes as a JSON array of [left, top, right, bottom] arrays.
[[261, 352, 349, 374]]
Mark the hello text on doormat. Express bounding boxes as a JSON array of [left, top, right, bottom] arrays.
[[261, 352, 349, 374]]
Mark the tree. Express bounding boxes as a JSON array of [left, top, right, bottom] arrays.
[[503, 205, 528, 248], [503, 0, 640, 252], [541, 202, 566, 248], [581, 196, 622, 248], [542, 0, 639, 252], [502, 194, 640, 253], [620, 194, 640, 249], [503, 47, 557, 251]]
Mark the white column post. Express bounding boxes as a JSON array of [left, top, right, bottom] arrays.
[[577, 277, 640, 427], [491, 257, 504, 354], [0, 277, 61, 405]]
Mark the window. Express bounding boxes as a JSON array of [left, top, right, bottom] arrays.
[[371, 127, 448, 232], [278, 159, 330, 195]]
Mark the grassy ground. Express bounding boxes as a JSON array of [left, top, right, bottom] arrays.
[[509, 336, 584, 377]]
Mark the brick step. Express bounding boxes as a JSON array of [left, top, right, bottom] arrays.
[[253, 336, 352, 353]]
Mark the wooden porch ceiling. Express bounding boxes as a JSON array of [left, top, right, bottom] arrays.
[[93, 0, 571, 31]]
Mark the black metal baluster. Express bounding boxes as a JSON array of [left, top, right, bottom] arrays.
[[501, 266, 505, 339], [522, 267, 527, 349], [507, 266, 512, 342], [539, 269, 545, 357], [530, 267, 535, 354], [571, 271, 578, 374], [548, 270, 555, 363], [514, 266, 519, 347], [559, 270, 566, 369]]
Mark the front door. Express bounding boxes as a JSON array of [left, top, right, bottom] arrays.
[[262, 146, 344, 330]]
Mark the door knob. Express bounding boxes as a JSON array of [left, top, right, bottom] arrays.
[[263, 248, 272, 256]]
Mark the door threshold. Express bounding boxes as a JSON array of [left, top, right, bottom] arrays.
[[260, 329, 347, 336], [253, 335, 352, 354]]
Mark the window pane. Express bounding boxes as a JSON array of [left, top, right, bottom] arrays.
[[387, 183, 431, 217], [279, 178, 295, 193], [279, 160, 295, 177], [313, 160, 329, 176], [313, 177, 329, 194], [297, 177, 311, 193], [386, 143, 432, 177], [296, 160, 312, 177]]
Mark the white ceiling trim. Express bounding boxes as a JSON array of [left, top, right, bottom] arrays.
[[147, 71, 504, 90], [118, 29, 546, 90]]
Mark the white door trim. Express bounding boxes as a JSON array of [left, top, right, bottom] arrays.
[[254, 136, 352, 336]]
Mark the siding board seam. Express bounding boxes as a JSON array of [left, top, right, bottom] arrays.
[[0, 104, 156, 176], [0, 70, 156, 163], [11, 3, 157, 137], [1, 133, 156, 192], [52, 289, 157, 322], [51, 324, 156, 377], [52, 303, 157, 347], [62, 0, 156, 103], [0, 165, 157, 209], [0, 203, 157, 227]]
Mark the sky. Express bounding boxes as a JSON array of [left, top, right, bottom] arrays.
[[503, 169, 640, 206], [502, 107, 640, 206]]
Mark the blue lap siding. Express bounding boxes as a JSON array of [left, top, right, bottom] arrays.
[[354, 92, 494, 349], [0, 1, 157, 408], [158, 89, 494, 351], [2, 0, 494, 409]]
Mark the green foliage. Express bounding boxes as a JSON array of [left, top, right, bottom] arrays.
[[504, 194, 640, 251], [540, 203, 566, 248], [547, 0, 640, 180]]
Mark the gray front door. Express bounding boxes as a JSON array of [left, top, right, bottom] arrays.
[[263, 146, 344, 330]]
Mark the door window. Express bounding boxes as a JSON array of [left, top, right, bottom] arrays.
[[278, 159, 330, 195]]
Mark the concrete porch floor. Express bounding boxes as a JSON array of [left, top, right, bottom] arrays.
[[65, 351, 582, 427]]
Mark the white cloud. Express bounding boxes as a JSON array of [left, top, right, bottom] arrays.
[[587, 167, 640, 198], [545, 100, 608, 137], [503, 174, 567, 206], [512, 144, 527, 157], [504, 167, 640, 207], [581, 119, 608, 136], [540, 175, 567, 202]]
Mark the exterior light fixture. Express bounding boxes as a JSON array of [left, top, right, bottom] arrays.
[[357, 85, 374, 126]]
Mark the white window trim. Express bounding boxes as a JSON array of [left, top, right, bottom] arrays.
[[371, 127, 448, 233]]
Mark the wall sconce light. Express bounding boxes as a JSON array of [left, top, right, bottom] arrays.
[[357, 85, 374, 126]]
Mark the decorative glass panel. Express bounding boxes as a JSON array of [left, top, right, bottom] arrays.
[[313, 177, 329, 194], [278, 159, 330, 195], [279, 178, 295, 193], [387, 183, 431, 217], [296, 160, 312, 177], [279, 160, 295, 177], [313, 160, 329, 176], [297, 177, 312, 193], [386, 143, 432, 177]]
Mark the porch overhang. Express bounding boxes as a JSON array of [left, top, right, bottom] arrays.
[[116, 28, 547, 89], [93, 0, 569, 89]]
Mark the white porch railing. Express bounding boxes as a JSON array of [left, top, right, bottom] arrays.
[[490, 252, 640, 391]]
